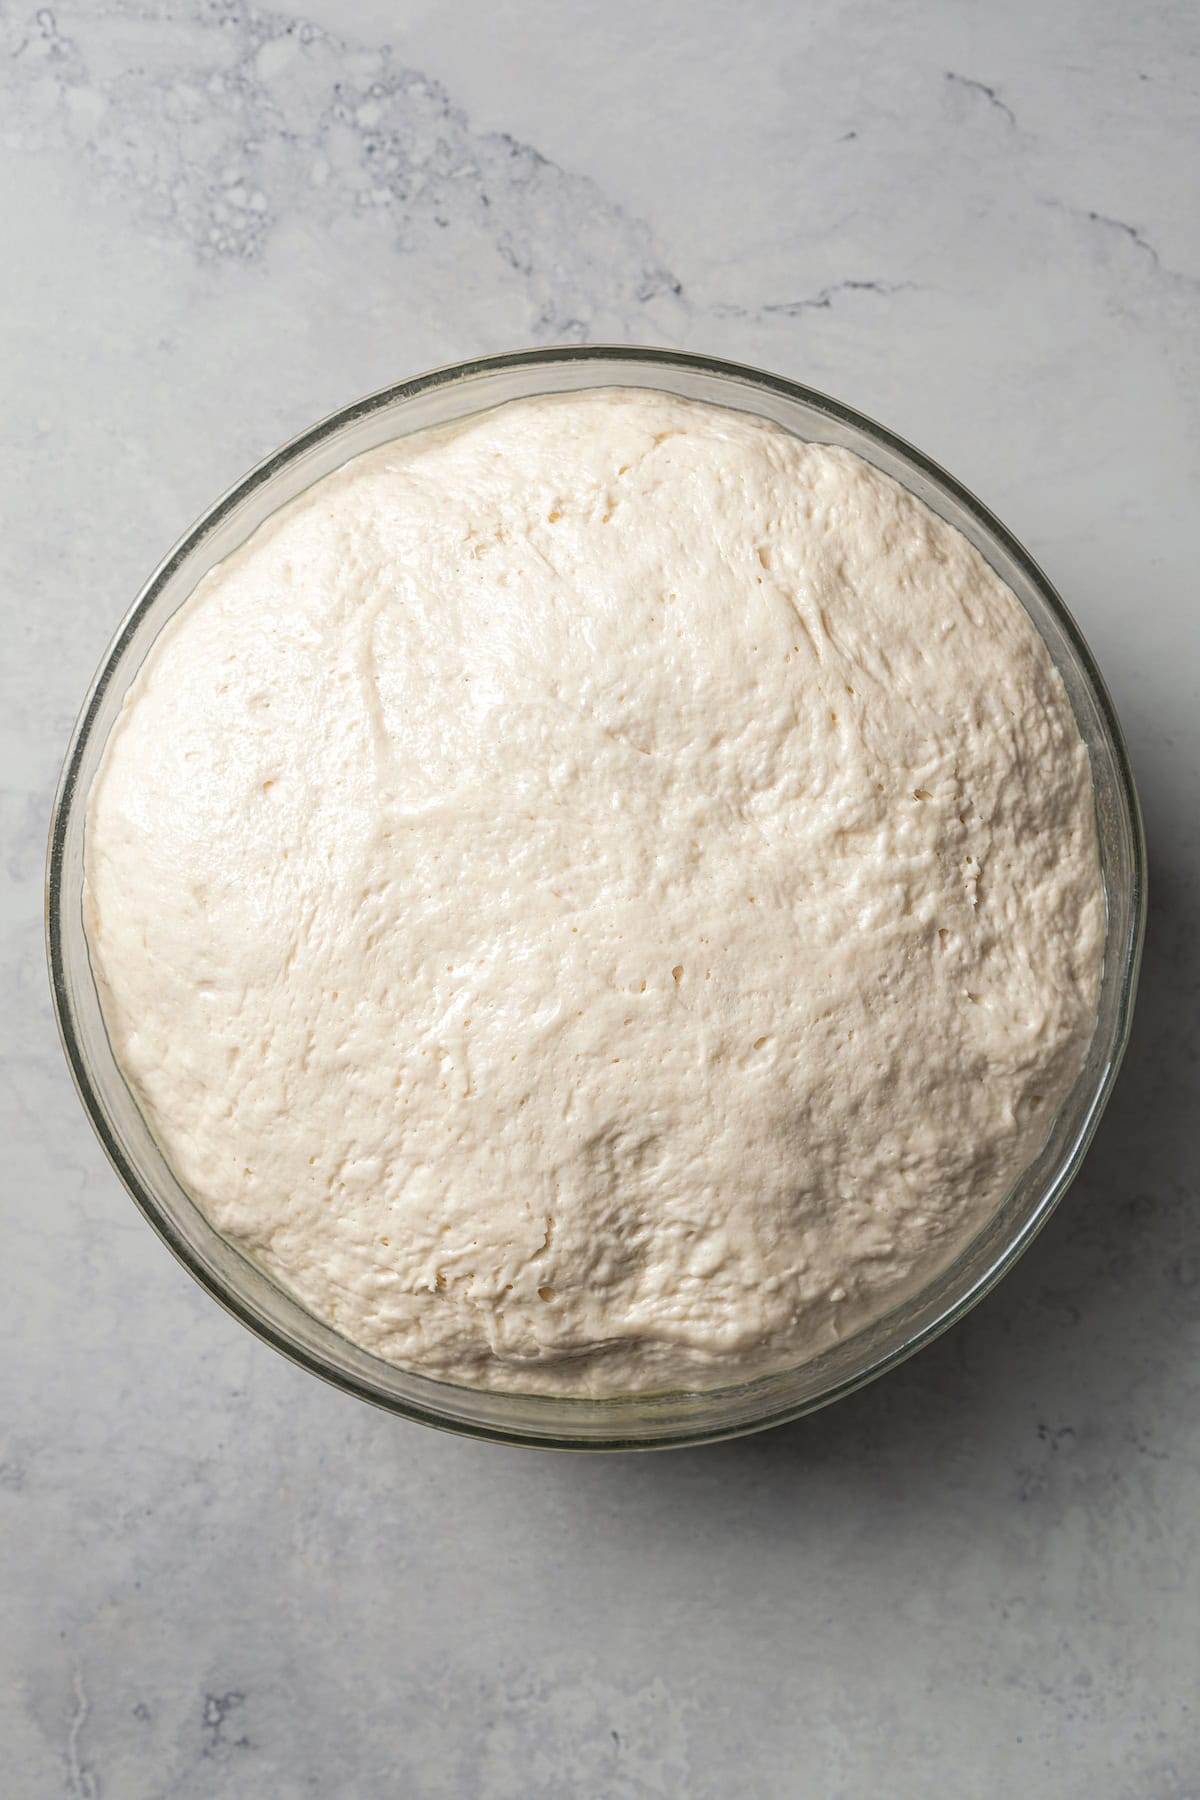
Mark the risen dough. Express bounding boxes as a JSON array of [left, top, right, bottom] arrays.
[[85, 390, 1104, 1394]]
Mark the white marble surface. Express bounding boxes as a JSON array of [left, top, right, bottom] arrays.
[[3, 1, 1198, 1793]]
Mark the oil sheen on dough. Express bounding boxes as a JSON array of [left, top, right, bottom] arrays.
[[84, 391, 1105, 1394]]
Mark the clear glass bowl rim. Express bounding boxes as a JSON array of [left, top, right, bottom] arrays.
[[46, 344, 1147, 1452]]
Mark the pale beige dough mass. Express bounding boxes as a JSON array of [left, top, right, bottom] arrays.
[[85, 389, 1104, 1394]]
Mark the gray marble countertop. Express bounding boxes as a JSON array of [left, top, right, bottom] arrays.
[[4, 3, 1198, 1794]]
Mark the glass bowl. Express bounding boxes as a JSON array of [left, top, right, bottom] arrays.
[[46, 347, 1146, 1451]]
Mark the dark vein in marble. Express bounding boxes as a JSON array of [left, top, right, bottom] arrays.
[[712, 279, 916, 322], [763, 278, 916, 316], [1078, 208, 1161, 267], [945, 70, 1016, 127], [1041, 198, 1174, 273]]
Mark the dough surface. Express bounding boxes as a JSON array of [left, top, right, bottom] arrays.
[[85, 390, 1104, 1394]]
